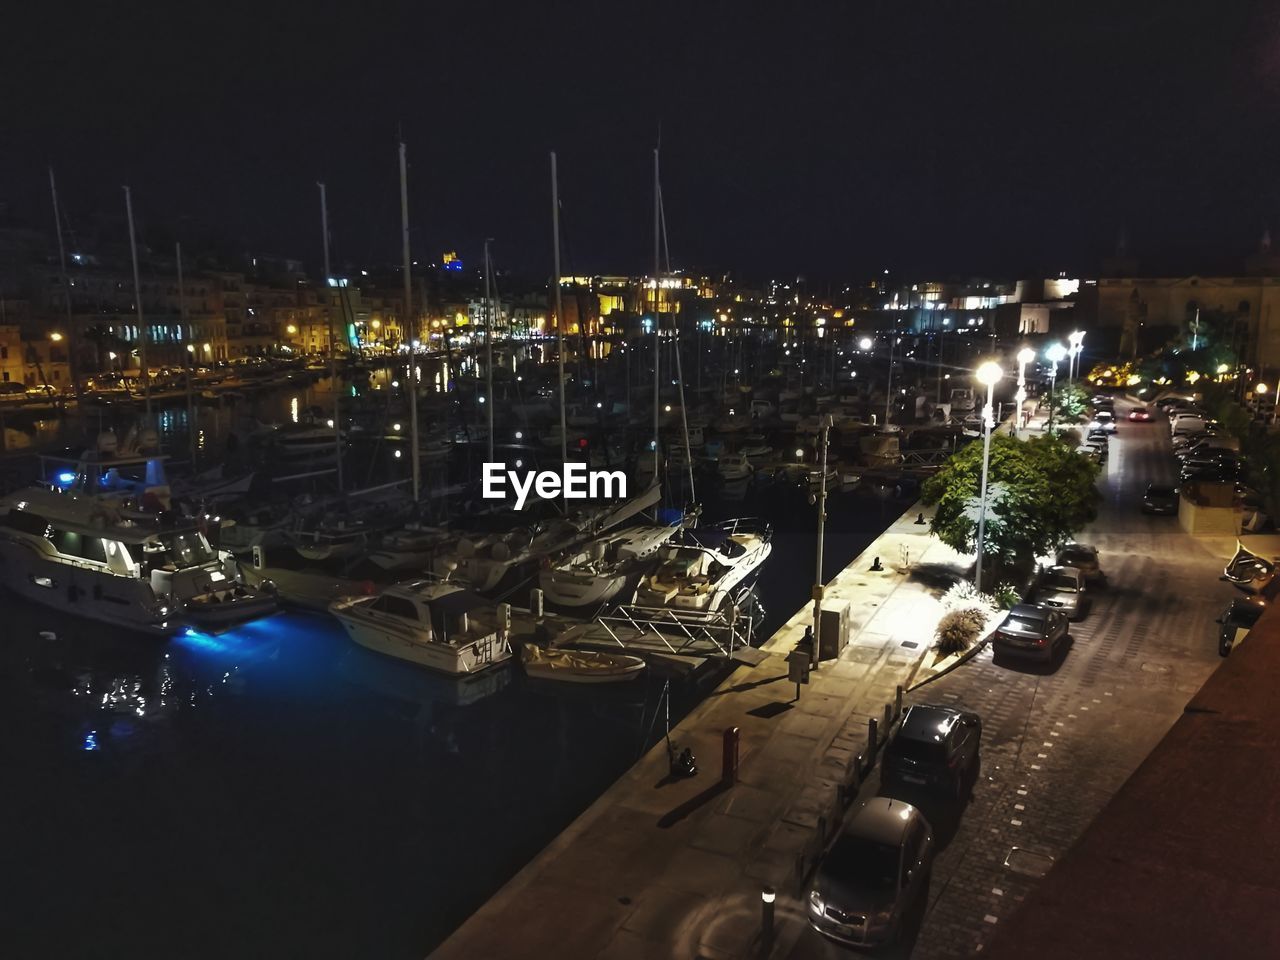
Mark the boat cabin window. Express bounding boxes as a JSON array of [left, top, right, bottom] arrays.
[[372, 595, 420, 621], [5, 508, 51, 537], [50, 528, 108, 564], [160, 532, 216, 566]]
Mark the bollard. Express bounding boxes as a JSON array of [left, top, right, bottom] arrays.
[[867, 717, 878, 755], [895, 685, 903, 720], [884, 702, 893, 730], [721, 726, 740, 785], [761, 887, 776, 942], [915, 512, 926, 525], [870, 556, 884, 571], [529, 588, 544, 618]]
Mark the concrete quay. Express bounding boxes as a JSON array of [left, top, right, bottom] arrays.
[[430, 498, 972, 960]]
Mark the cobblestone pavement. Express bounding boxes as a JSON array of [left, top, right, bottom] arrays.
[[784, 401, 1232, 959]]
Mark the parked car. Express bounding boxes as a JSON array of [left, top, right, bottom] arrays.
[[1085, 437, 1109, 463], [1217, 597, 1266, 657], [1056, 543, 1103, 583], [1128, 406, 1153, 422], [1175, 436, 1235, 460], [1142, 484, 1179, 515], [1033, 565, 1089, 619], [882, 705, 982, 799], [1170, 414, 1210, 438], [1181, 462, 1239, 484], [1076, 444, 1103, 465], [993, 604, 1070, 662], [1091, 409, 1118, 433], [807, 799, 934, 947]]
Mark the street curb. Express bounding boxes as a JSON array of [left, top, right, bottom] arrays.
[[906, 621, 1000, 692]]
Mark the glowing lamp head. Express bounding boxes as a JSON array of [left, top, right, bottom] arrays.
[[1257, 382, 1269, 395], [858, 337, 874, 350], [1016, 347, 1035, 366], [975, 361, 1003, 387], [1045, 343, 1068, 364]]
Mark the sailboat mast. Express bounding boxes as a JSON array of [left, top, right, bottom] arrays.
[[177, 241, 196, 466], [652, 148, 661, 480], [48, 169, 80, 405], [658, 182, 695, 499], [483, 238, 495, 462], [318, 181, 344, 492], [550, 152, 567, 465], [123, 186, 150, 419], [399, 141, 420, 500]]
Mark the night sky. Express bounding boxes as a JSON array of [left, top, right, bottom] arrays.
[[4, 0, 1278, 280]]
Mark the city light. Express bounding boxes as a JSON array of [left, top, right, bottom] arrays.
[[50, 332, 63, 342], [859, 337, 874, 350], [975, 361, 1003, 386]]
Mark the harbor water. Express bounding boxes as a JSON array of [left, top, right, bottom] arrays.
[[0, 374, 914, 957]]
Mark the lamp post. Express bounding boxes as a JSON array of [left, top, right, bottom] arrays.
[[811, 414, 834, 668], [1067, 330, 1085, 383], [1257, 382, 1273, 427], [884, 326, 897, 428], [1014, 347, 1034, 436], [974, 361, 1003, 594], [1045, 342, 1067, 433]]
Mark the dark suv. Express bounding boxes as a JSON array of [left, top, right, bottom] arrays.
[[882, 704, 982, 799]]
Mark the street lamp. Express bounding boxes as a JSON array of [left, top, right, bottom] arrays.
[[1067, 330, 1085, 383], [50, 332, 63, 342], [1014, 347, 1035, 436], [811, 414, 834, 668], [858, 336, 873, 351], [1256, 382, 1273, 426], [974, 361, 1003, 594], [1045, 342, 1068, 433]]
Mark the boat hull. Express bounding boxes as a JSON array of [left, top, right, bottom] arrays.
[[330, 602, 511, 676], [0, 540, 173, 636]]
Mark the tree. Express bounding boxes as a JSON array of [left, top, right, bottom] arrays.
[[1048, 382, 1090, 423], [922, 434, 1101, 576]]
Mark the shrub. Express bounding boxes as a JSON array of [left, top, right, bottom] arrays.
[[940, 580, 983, 611], [935, 606, 989, 655], [990, 582, 1021, 610]]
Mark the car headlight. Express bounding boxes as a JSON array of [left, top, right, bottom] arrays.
[[809, 890, 824, 913]]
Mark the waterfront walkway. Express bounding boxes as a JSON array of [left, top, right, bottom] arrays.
[[431, 501, 971, 959]]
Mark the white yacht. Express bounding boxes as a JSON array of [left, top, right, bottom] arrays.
[[718, 453, 754, 482], [0, 486, 275, 635], [434, 485, 663, 597], [367, 523, 451, 572], [632, 519, 773, 615], [538, 523, 681, 612], [329, 580, 512, 674]]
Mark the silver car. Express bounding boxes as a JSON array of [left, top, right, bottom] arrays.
[[808, 799, 933, 947], [1033, 564, 1089, 620]]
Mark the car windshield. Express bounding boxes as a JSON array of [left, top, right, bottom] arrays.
[[1148, 486, 1175, 497], [1044, 573, 1079, 591], [824, 834, 900, 891], [1060, 549, 1092, 564]]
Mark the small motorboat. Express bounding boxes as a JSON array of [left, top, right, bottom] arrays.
[[521, 644, 646, 684]]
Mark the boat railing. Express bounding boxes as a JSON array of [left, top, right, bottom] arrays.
[[710, 517, 772, 541], [593, 604, 754, 660]]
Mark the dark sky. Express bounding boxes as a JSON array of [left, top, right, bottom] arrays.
[[4, 0, 1279, 281]]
